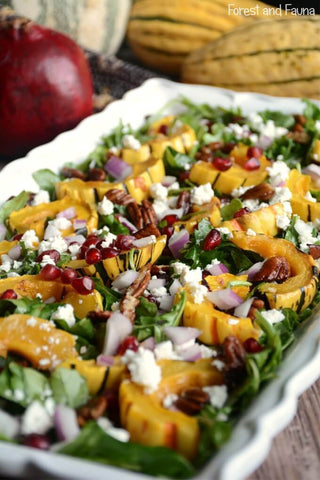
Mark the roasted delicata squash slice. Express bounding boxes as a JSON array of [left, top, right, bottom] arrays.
[[8, 197, 98, 237], [175, 197, 221, 232], [182, 286, 260, 345], [286, 169, 320, 222], [125, 158, 165, 203], [231, 232, 319, 311], [221, 203, 287, 236], [0, 275, 64, 301], [56, 178, 124, 203], [0, 314, 77, 369], [0, 240, 18, 256], [119, 359, 222, 460]]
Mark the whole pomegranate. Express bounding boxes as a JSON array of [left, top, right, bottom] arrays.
[[0, 8, 93, 159]]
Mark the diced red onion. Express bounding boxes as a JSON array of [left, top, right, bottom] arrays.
[[169, 279, 182, 295], [161, 176, 177, 187], [132, 236, 156, 248], [54, 404, 80, 442], [148, 278, 166, 290], [65, 234, 86, 246], [104, 155, 133, 180], [257, 134, 272, 149], [207, 289, 243, 310], [115, 214, 137, 233], [162, 208, 184, 220], [44, 296, 56, 304], [178, 343, 202, 362], [96, 354, 115, 366], [244, 157, 260, 170], [56, 207, 76, 220], [205, 262, 229, 276], [0, 224, 7, 242], [140, 336, 156, 351], [168, 229, 189, 258], [0, 409, 20, 439], [241, 261, 265, 280], [302, 164, 320, 187], [73, 219, 87, 231], [102, 312, 133, 356], [159, 295, 174, 311], [112, 270, 139, 291], [164, 326, 202, 345], [8, 244, 21, 260], [234, 297, 255, 318]]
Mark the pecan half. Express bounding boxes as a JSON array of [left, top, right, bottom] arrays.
[[241, 183, 275, 202], [105, 188, 134, 206], [286, 131, 310, 144], [309, 244, 320, 260], [174, 388, 210, 416], [248, 298, 265, 321], [251, 256, 291, 283], [293, 114, 307, 126], [127, 201, 143, 229], [77, 396, 107, 427], [87, 310, 112, 324], [87, 167, 106, 182], [134, 223, 160, 239], [61, 167, 86, 180], [141, 199, 157, 225], [222, 336, 247, 389], [177, 190, 191, 215], [120, 264, 151, 322]]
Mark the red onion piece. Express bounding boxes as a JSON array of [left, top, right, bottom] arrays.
[[148, 278, 166, 290], [132, 236, 156, 248], [44, 296, 56, 304], [234, 297, 255, 318], [169, 279, 182, 295], [257, 135, 272, 149], [140, 336, 156, 351], [112, 270, 139, 291], [0, 409, 20, 439], [115, 214, 137, 233], [241, 261, 265, 280], [73, 219, 87, 231], [96, 354, 115, 366], [159, 295, 174, 311], [65, 234, 86, 246], [104, 155, 133, 180], [168, 229, 190, 258], [54, 404, 80, 442], [302, 164, 320, 187], [162, 208, 184, 220], [161, 176, 177, 187], [207, 289, 243, 310], [205, 262, 229, 276], [57, 207, 76, 220], [0, 224, 7, 242], [244, 157, 260, 170], [8, 245, 22, 260], [102, 312, 133, 356], [178, 343, 202, 362], [164, 326, 202, 345]]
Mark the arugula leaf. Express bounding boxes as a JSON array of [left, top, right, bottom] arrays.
[[0, 297, 60, 320], [134, 291, 186, 342], [32, 169, 61, 198], [163, 147, 194, 175], [282, 214, 299, 246], [99, 214, 129, 235], [178, 96, 242, 125], [259, 110, 295, 129], [93, 278, 121, 310], [220, 198, 243, 221], [303, 99, 320, 122], [265, 136, 309, 169], [50, 367, 88, 408], [0, 191, 29, 224], [59, 421, 194, 479], [54, 317, 95, 342]]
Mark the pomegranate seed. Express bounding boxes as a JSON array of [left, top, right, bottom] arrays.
[[12, 233, 23, 241], [61, 268, 78, 284], [203, 229, 222, 251], [158, 124, 169, 135], [244, 157, 260, 171], [36, 249, 60, 264], [233, 207, 251, 218], [100, 247, 119, 259], [72, 276, 94, 295], [212, 157, 232, 172], [115, 235, 135, 251], [117, 336, 140, 355], [40, 264, 61, 280], [0, 289, 17, 299], [178, 171, 190, 182], [85, 247, 102, 265], [83, 236, 99, 248], [162, 214, 178, 226], [161, 225, 174, 239], [243, 337, 264, 354], [22, 433, 50, 450], [247, 146, 263, 159]]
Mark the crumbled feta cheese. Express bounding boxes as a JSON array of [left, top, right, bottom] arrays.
[[26, 317, 37, 327], [109, 146, 119, 155], [68, 243, 81, 259], [246, 228, 256, 236], [38, 235, 68, 254], [122, 134, 141, 151], [111, 301, 120, 312], [242, 199, 260, 211], [153, 200, 168, 220], [80, 346, 87, 355], [225, 123, 251, 140], [97, 417, 130, 442], [149, 286, 167, 298], [203, 385, 228, 409], [97, 197, 114, 216], [21, 401, 52, 435], [171, 262, 202, 286], [199, 345, 217, 358], [231, 186, 250, 198], [266, 161, 290, 187], [0, 254, 12, 272], [212, 359, 226, 371], [14, 389, 25, 401], [261, 309, 284, 324], [21, 230, 39, 249], [270, 187, 292, 205], [248, 115, 288, 141], [39, 358, 50, 366], [294, 218, 319, 251], [44, 397, 55, 415], [163, 393, 178, 409], [191, 183, 214, 206], [276, 214, 291, 230], [122, 348, 161, 394], [40, 254, 56, 267], [100, 232, 117, 248], [150, 183, 168, 202], [154, 341, 179, 361], [51, 217, 72, 231], [51, 304, 76, 328], [216, 227, 232, 238], [32, 190, 50, 206], [188, 282, 208, 304]]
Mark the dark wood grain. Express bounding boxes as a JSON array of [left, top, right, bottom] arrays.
[[248, 378, 320, 480]]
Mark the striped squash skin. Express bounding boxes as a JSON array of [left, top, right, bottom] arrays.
[[127, 0, 276, 74], [5, 0, 131, 54], [182, 17, 320, 98]]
